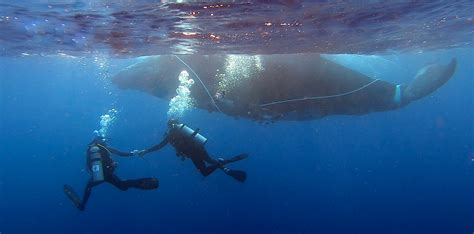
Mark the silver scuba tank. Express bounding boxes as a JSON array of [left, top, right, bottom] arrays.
[[175, 123, 208, 146], [89, 146, 104, 182]]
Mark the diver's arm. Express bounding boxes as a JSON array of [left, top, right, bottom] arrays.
[[143, 136, 169, 155], [107, 146, 134, 157]]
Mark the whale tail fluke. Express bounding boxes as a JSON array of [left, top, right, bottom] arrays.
[[402, 58, 457, 103]]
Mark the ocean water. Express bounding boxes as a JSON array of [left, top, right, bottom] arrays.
[[1, 1, 474, 234]]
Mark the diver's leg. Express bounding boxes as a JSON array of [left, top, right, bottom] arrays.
[[206, 151, 248, 183], [195, 150, 247, 182], [192, 157, 220, 176], [106, 174, 129, 191], [202, 149, 219, 165], [123, 177, 159, 190], [203, 151, 249, 166], [80, 180, 100, 211], [201, 149, 233, 166], [107, 174, 158, 190], [193, 153, 247, 182]]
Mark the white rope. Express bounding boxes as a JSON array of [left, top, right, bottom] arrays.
[[174, 55, 223, 113], [260, 79, 380, 107]]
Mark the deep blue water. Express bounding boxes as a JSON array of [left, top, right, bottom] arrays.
[[0, 49, 473, 233]]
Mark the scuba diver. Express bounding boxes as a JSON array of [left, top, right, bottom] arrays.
[[138, 119, 248, 183], [63, 136, 159, 211]]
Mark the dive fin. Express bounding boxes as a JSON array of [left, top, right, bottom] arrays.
[[403, 58, 457, 103], [63, 184, 83, 210], [222, 168, 247, 183], [225, 153, 249, 164], [139, 178, 159, 190]]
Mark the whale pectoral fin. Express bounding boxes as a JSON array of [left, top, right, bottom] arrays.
[[403, 58, 457, 103]]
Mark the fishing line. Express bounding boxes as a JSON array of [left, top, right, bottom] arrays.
[[174, 55, 223, 113], [260, 79, 380, 107]]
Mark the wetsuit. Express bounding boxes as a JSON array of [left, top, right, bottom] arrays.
[[79, 142, 158, 211]]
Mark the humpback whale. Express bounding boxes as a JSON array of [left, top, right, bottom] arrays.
[[112, 54, 457, 121]]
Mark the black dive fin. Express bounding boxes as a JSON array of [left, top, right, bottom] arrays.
[[226, 153, 249, 164], [139, 178, 159, 190], [63, 184, 83, 210], [224, 169, 247, 183]]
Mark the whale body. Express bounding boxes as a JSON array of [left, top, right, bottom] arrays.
[[112, 54, 456, 121]]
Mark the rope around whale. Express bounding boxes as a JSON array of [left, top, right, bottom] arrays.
[[173, 55, 380, 113], [174, 55, 223, 113], [259, 79, 381, 108]]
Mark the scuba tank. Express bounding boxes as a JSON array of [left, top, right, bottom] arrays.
[[88, 146, 104, 182], [175, 123, 208, 146]]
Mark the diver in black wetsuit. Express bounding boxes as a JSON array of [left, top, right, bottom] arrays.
[[64, 137, 159, 211], [138, 119, 248, 182]]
